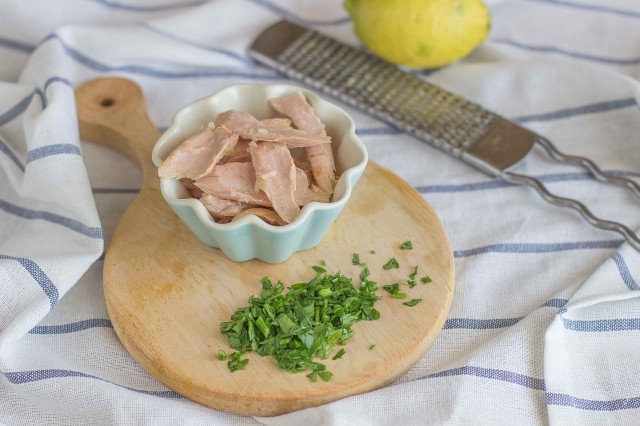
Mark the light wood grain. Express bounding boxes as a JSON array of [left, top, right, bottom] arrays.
[[76, 77, 455, 416]]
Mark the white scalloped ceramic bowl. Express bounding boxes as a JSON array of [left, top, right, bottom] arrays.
[[151, 84, 368, 264]]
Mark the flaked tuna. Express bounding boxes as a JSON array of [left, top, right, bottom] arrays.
[[181, 179, 203, 199], [195, 162, 270, 206], [222, 139, 252, 163], [159, 125, 238, 180], [249, 142, 300, 223], [232, 208, 286, 226], [200, 194, 251, 220], [269, 91, 336, 193], [261, 117, 292, 128], [215, 110, 330, 147], [294, 168, 331, 204]]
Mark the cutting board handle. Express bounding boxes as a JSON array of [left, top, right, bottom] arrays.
[[76, 77, 161, 175]]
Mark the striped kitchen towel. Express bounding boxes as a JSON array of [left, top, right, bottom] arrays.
[[0, 0, 639, 424]]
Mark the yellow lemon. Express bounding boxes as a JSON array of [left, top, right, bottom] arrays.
[[344, 0, 491, 69]]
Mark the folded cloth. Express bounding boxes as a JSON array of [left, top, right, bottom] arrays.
[[0, 0, 639, 424]]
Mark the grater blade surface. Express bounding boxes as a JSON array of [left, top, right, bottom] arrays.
[[249, 20, 537, 177]]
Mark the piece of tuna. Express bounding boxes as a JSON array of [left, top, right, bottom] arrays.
[[200, 194, 251, 220], [215, 110, 330, 147], [158, 125, 238, 180], [195, 162, 270, 206], [232, 208, 286, 226], [294, 168, 331, 204], [261, 117, 292, 128], [221, 139, 252, 163], [269, 91, 336, 193], [180, 179, 204, 199], [249, 142, 300, 223]]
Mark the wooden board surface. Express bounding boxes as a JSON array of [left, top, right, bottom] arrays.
[[76, 77, 455, 416]]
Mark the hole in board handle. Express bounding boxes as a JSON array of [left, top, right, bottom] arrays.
[[100, 98, 115, 107]]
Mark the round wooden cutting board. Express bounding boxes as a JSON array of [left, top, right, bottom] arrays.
[[76, 78, 454, 416]]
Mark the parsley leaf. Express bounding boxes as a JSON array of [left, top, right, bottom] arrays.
[[383, 258, 399, 270], [403, 299, 423, 307], [359, 266, 370, 281], [319, 371, 333, 382], [400, 241, 413, 250], [409, 266, 418, 280], [312, 265, 326, 274], [382, 283, 400, 295], [332, 348, 346, 360]]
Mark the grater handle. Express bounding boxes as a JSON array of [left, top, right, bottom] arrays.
[[535, 137, 640, 199], [501, 171, 640, 251]]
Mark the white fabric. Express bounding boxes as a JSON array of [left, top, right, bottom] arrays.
[[1, 0, 640, 424]]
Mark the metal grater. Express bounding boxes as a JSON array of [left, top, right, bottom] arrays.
[[249, 20, 640, 251]]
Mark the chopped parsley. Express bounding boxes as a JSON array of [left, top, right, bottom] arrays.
[[352, 253, 360, 265], [403, 299, 423, 307], [421, 276, 432, 284], [319, 371, 333, 382], [409, 266, 418, 280], [400, 241, 413, 250], [383, 258, 400, 270], [369, 344, 376, 351], [312, 265, 326, 274], [382, 283, 400, 295], [227, 351, 249, 372], [217, 350, 227, 361], [392, 292, 407, 299], [369, 250, 376, 255], [359, 266, 371, 281], [405, 266, 419, 288], [332, 349, 346, 360], [220, 266, 380, 381]]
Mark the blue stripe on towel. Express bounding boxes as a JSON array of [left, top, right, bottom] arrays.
[[2, 368, 182, 398], [514, 98, 638, 123], [560, 316, 640, 332], [417, 171, 640, 193], [613, 253, 639, 291], [0, 198, 103, 239], [142, 25, 256, 65], [444, 317, 524, 330], [491, 38, 640, 66], [0, 90, 42, 127], [548, 393, 640, 411], [42, 34, 282, 80], [444, 298, 568, 330], [248, 0, 351, 26], [526, 0, 640, 19], [0, 35, 36, 53], [29, 319, 113, 334], [89, 0, 205, 12], [43, 76, 74, 92], [424, 366, 546, 390], [0, 255, 59, 308], [454, 240, 623, 258], [26, 144, 81, 163]]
